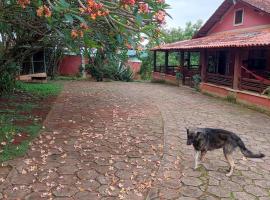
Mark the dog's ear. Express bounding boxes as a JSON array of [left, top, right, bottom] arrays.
[[185, 127, 189, 134]]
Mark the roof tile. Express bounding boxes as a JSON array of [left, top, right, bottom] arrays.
[[152, 28, 270, 50]]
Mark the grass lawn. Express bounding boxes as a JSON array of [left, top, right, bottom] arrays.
[[0, 81, 62, 162]]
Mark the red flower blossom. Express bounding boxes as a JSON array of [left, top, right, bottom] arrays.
[[139, 3, 149, 14], [17, 0, 30, 8]]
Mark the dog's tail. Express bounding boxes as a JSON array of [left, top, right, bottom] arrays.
[[237, 138, 265, 158]]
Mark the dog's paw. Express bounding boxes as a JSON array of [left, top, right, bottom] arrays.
[[226, 171, 233, 177], [194, 165, 200, 170]]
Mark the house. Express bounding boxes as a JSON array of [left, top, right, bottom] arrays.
[[152, 0, 270, 110]]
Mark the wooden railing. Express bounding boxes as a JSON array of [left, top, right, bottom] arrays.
[[206, 73, 233, 87], [154, 65, 178, 75], [166, 66, 179, 76], [239, 78, 270, 93]]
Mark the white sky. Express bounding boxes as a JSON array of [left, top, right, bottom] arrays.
[[165, 0, 224, 29]]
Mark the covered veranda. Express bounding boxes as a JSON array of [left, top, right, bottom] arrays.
[[151, 27, 270, 94]]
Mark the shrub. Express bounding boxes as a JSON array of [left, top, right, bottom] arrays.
[[0, 63, 18, 95], [115, 63, 133, 82], [176, 72, 183, 80], [86, 62, 133, 82], [192, 74, 201, 91], [140, 54, 153, 80], [226, 93, 237, 104]]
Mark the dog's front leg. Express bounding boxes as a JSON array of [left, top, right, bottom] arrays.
[[194, 151, 200, 169]]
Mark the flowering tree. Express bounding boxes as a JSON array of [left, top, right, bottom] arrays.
[[0, 0, 168, 92]]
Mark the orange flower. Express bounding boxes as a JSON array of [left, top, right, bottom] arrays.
[[85, 0, 106, 20], [155, 10, 166, 23], [139, 3, 149, 14], [18, 0, 30, 8], [36, 5, 52, 17], [80, 23, 89, 30], [78, 30, 84, 38], [36, 6, 44, 17], [121, 0, 136, 6], [71, 30, 79, 39], [44, 5, 52, 17], [91, 13, 97, 20], [156, 0, 165, 3]]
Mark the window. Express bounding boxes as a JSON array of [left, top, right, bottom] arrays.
[[234, 9, 244, 25]]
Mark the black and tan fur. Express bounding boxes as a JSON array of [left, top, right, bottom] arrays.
[[186, 127, 265, 176]]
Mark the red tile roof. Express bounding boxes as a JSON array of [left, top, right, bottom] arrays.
[[195, 0, 270, 38], [241, 0, 270, 13], [152, 28, 270, 50]]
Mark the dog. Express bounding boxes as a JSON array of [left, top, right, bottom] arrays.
[[186, 127, 265, 177]]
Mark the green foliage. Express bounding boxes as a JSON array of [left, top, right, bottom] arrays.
[[16, 82, 62, 98], [1, 0, 169, 93], [86, 62, 133, 82], [226, 93, 237, 104], [192, 74, 201, 91], [140, 20, 203, 79], [176, 72, 183, 80], [140, 51, 154, 80], [162, 20, 203, 43], [116, 64, 133, 82], [0, 63, 18, 95], [0, 81, 61, 162], [86, 47, 133, 82]]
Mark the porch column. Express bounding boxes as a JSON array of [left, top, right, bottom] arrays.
[[181, 51, 185, 84], [233, 49, 241, 89], [153, 51, 157, 72], [187, 52, 191, 69], [200, 49, 207, 82], [180, 51, 184, 67], [165, 51, 169, 74]]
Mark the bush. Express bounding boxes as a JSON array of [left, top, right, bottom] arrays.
[[115, 63, 133, 82], [226, 93, 237, 104], [140, 52, 153, 80], [192, 74, 201, 91], [86, 62, 133, 82], [0, 63, 18, 95]]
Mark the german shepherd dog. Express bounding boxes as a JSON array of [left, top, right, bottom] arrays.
[[186, 128, 265, 176]]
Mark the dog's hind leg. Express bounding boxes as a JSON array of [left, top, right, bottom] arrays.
[[223, 144, 236, 177], [194, 151, 201, 169], [225, 154, 235, 177], [200, 150, 207, 162]]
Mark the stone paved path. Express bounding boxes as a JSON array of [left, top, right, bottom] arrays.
[[1, 81, 270, 200]]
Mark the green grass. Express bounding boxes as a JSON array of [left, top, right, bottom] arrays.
[[53, 75, 86, 81], [16, 81, 62, 97], [0, 141, 30, 162], [0, 81, 62, 162], [16, 103, 37, 112]]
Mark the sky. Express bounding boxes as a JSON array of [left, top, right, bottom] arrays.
[[165, 0, 224, 29]]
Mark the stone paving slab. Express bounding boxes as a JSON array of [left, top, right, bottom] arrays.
[[117, 82, 270, 200], [0, 81, 164, 199], [1, 81, 270, 200]]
